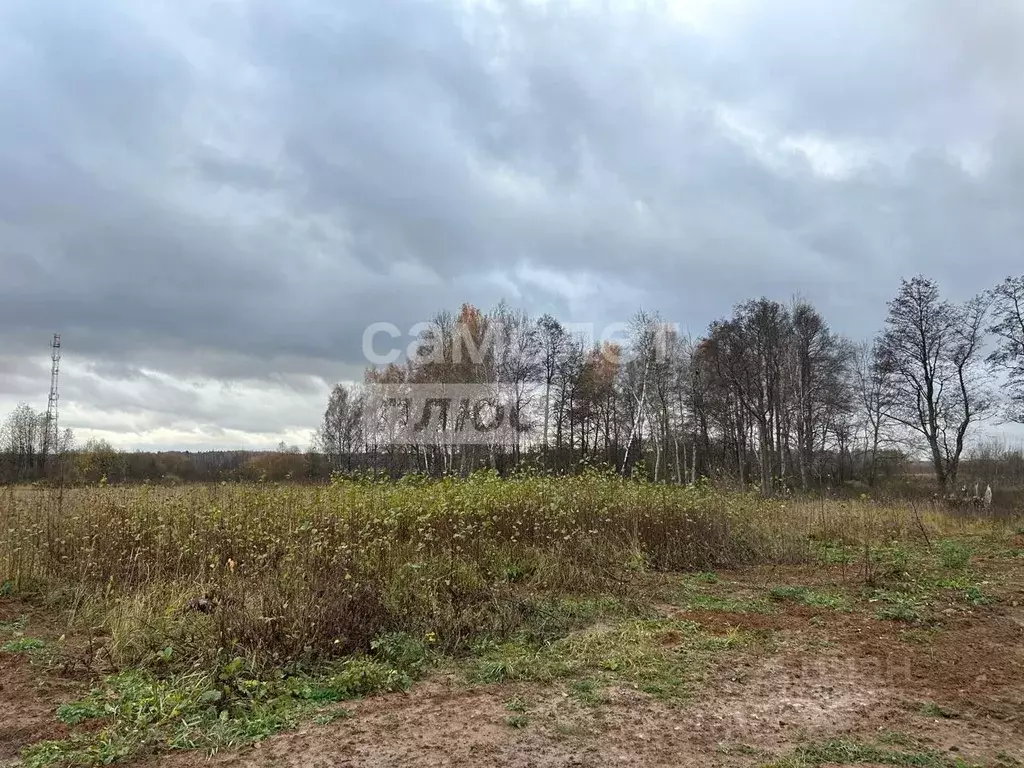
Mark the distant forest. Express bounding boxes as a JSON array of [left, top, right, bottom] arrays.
[[3, 274, 1024, 494]]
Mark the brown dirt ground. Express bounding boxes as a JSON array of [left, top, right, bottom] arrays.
[[0, 598, 92, 767], [4, 559, 1023, 768]]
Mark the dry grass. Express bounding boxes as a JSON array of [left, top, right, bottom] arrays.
[[3, 477, 1020, 768], [0, 474, 1014, 671]]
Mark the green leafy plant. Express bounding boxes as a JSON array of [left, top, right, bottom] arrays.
[[505, 714, 529, 729], [682, 593, 774, 614], [768, 585, 850, 610], [961, 586, 992, 606], [936, 540, 972, 570], [470, 619, 751, 702], [504, 696, 529, 713], [56, 701, 107, 726], [871, 590, 925, 623], [1, 637, 47, 653], [22, 654, 421, 767]]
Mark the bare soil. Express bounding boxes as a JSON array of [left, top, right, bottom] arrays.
[[0, 598, 89, 767]]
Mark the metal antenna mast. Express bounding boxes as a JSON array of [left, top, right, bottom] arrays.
[[42, 333, 62, 465]]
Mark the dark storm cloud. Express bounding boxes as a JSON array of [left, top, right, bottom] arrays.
[[1, 0, 1023, 445]]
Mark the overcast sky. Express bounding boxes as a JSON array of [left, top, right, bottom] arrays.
[[2, 0, 1023, 451]]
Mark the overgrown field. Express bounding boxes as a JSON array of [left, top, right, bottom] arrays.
[[0, 473, 819, 666], [1, 474, 1021, 767]]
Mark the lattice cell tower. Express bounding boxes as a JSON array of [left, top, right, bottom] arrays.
[[42, 333, 62, 462]]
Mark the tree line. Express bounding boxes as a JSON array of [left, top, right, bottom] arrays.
[[0, 413, 315, 484], [3, 274, 1023, 492], [316, 274, 1024, 494]]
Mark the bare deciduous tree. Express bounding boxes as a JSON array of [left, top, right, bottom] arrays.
[[316, 383, 366, 472], [707, 299, 791, 494], [789, 301, 852, 489], [536, 314, 567, 451], [853, 341, 897, 485], [1, 403, 45, 481], [876, 276, 992, 492], [988, 275, 1024, 423]]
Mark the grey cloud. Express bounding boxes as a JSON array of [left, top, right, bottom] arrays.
[[1, 0, 1022, 446]]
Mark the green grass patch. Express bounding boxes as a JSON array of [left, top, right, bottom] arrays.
[[689, 571, 720, 584], [864, 559, 996, 620], [311, 709, 351, 726], [878, 731, 918, 747], [504, 714, 529, 729], [870, 590, 927, 623], [469, 618, 750, 701], [960, 585, 994, 606], [767, 738, 980, 767], [870, 542, 921, 579], [767, 585, 850, 610], [21, 637, 429, 768], [681, 592, 775, 614], [1, 637, 47, 653], [717, 742, 762, 756], [567, 678, 609, 707], [504, 696, 529, 713], [814, 539, 856, 565], [935, 540, 973, 570]]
